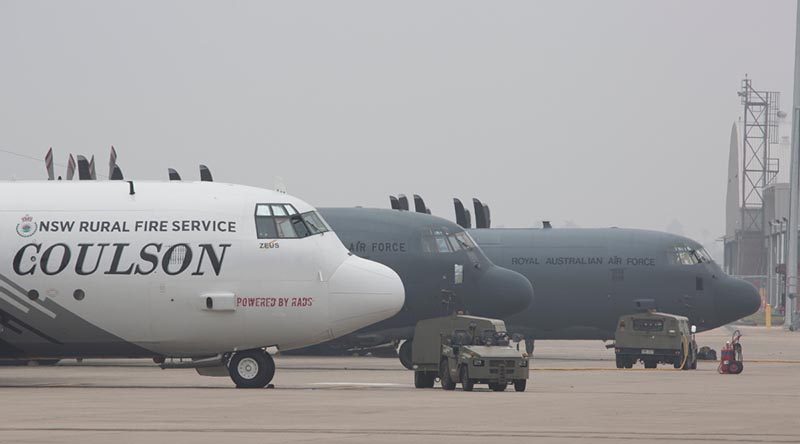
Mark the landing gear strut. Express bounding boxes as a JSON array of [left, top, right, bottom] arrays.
[[228, 349, 275, 388]]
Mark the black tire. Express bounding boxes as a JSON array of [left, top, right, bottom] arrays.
[[624, 360, 634, 369], [690, 354, 697, 370], [460, 366, 474, 391], [440, 359, 456, 391], [228, 349, 275, 388], [489, 383, 507, 392], [398, 340, 413, 370], [514, 379, 527, 392], [644, 359, 657, 369], [729, 361, 743, 374], [615, 355, 624, 369], [414, 371, 435, 389]]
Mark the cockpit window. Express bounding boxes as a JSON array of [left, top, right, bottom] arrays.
[[422, 228, 475, 254], [255, 204, 330, 239], [669, 245, 714, 265]]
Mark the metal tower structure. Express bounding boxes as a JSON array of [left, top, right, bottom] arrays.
[[739, 77, 781, 233]]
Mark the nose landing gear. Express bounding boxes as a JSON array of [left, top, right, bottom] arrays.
[[228, 349, 276, 388]]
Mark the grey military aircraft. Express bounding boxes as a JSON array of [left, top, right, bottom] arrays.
[[305, 206, 534, 362], [312, 196, 760, 366]]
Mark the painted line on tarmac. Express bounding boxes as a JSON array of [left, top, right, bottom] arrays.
[[312, 382, 406, 387]]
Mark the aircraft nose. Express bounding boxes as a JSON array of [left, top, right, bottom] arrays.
[[472, 266, 534, 319], [714, 278, 761, 325], [327, 255, 405, 338]]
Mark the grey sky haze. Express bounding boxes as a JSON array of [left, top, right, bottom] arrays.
[[0, 0, 796, 255]]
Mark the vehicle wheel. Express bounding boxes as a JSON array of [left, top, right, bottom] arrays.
[[440, 359, 456, 391], [228, 349, 275, 388], [615, 355, 624, 369], [513, 379, 527, 392], [729, 361, 743, 374], [690, 354, 697, 370], [398, 340, 413, 370], [644, 360, 657, 369], [489, 383, 507, 392], [624, 360, 634, 369], [460, 366, 474, 391], [414, 371, 434, 389]]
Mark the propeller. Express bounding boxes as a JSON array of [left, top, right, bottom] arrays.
[[454, 198, 468, 228], [472, 198, 491, 229], [45, 148, 54, 180], [108, 146, 118, 179], [168, 168, 182, 181], [66, 154, 76, 180], [413, 194, 429, 214], [88, 155, 97, 180], [77, 155, 91, 180], [397, 194, 409, 211], [199, 165, 213, 182], [110, 165, 124, 180]]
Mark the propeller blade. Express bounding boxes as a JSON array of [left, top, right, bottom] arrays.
[[398, 194, 409, 211], [66, 154, 76, 180], [199, 165, 213, 182], [77, 155, 91, 180], [413, 195, 427, 214], [389, 196, 400, 210], [473, 198, 487, 229], [45, 147, 55, 180], [454, 198, 468, 228], [110, 165, 124, 180], [108, 146, 118, 178], [168, 168, 181, 181], [88, 155, 97, 180]]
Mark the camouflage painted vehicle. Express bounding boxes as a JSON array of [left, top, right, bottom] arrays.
[[411, 314, 529, 392], [614, 311, 698, 370]]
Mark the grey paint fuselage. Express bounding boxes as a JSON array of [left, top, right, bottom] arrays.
[[471, 227, 761, 340], [320, 208, 760, 344]]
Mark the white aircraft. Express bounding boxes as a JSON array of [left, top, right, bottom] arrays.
[[0, 177, 405, 388]]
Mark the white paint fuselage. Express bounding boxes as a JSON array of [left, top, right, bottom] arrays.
[[0, 181, 404, 358]]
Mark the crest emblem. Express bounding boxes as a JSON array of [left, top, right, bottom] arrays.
[[16, 215, 37, 238]]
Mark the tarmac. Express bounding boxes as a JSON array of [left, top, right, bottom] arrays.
[[0, 325, 798, 443]]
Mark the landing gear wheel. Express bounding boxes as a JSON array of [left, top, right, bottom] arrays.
[[460, 366, 473, 391], [228, 349, 275, 388], [489, 383, 507, 392], [414, 371, 435, 389], [440, 359, 456, 391], [399, 340, 413, 370], [644, 360, 657, 369], [513, 379, 527, 392]]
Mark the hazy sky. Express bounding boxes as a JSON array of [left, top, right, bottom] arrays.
[[1, 1, 796, 255]]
